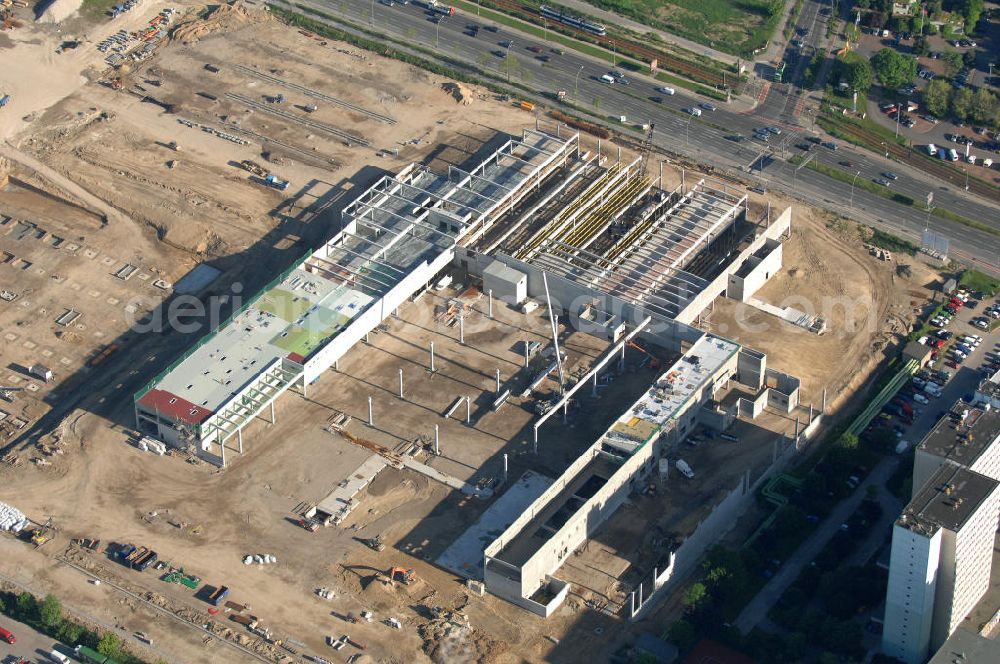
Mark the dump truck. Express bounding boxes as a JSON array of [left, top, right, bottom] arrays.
[[263, 174, 289, 191]]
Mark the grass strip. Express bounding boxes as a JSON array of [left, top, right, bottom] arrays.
[[789, 155, 999, 238], [959, 269, 1000, 296]]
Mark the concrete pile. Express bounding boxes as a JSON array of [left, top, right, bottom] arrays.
[[0, 501, 26, 531], [242, 553, 277, 565], [137, 437, 167, 455]]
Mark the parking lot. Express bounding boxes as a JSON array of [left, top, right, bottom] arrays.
[[876, 286, 1000, 451]]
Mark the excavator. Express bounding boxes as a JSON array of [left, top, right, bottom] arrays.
[[626, 340, 661, 371], [31, 517, 53, 548], [388, 567, 417, 585]]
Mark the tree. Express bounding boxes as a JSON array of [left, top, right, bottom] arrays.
[[39, 594, 62, 629], [15, 592, 37, 621], [942, 50, 964, 77], [97, 633, 124, 660], [840, 55, 873, 92], [924, 78, 952, 117], [667, 620, 698, 652], [838, 432, 860, 449], [963, 49, 977, 69], [972, 89, 997, 124], [56, 622, 83, 645], [952, 86, 974, 121], [914, 36, 930, 56], [682, 582, 708, 612], [964, 0, 985, 27], [871, 48, 917, 89]]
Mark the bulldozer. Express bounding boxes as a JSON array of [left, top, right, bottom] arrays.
[[363, 534, 385, 552], [389, 567, 417, 585]]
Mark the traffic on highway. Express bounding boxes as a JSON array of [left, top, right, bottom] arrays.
[[284, 0, 1000, 269]]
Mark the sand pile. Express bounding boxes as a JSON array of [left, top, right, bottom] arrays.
[[171, 1, 265, 44], [35, 0, 82, 24], [442, 82, 473, 106]]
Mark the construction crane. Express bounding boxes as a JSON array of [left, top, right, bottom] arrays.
[[638, 123, 655, 178], [541, 272, 565, 394], [626, 340, 662, 371]]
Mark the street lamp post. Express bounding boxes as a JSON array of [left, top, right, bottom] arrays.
[[371, 0, 375, 26], [685, 116, 691, 148], [895, 106, 901, 138], [965, 168, 969, 191], [574, 65, 584, 97], [850, 170, 861, 209], [881, 141, 888, 158], [506, 44, 512, 83], [436, 20, 440, 48]]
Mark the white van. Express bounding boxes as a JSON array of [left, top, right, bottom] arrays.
[[948, 148, 959, 161], [926, 143, 937, 156], [47, 651, 70, 664], [600, 74, 615, 84], [686, 107, 702, 117], [657, 86, 676, 95]]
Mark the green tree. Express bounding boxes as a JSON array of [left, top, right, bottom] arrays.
[[842, 56, 873, 92], [964, 0, 985, 27], [838, 432, 860, 449], [871, 48, 918, 89], [952, 86, 974, 121], [56, 622, 83, 645], [98, 633, 123, 660], [39, 594, 62, 629], [942, 50, 964, 77], [924, 78, 952, 117], [667, 619, 698, 652], [963, 49, 977, 69], [15, 592, 37, 621], [972, 89, 997, 124], [682, 582, 708, 611], [914, 36, 930, 56]]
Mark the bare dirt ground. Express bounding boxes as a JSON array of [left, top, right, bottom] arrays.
[[0, 5, 947, 664], [706, 197, 941, 411]]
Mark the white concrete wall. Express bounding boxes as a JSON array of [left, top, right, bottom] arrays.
[[882, 526, 942, 664], [674, 206, 791, 325], [970, 437, 1000, 487], [519, 438, 658, 599], [726, 239, 783, 302], [937, 484, 1000, 647]]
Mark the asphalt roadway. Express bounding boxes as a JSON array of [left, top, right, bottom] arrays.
[[283, 0, 1000, 271], [0, 614, 69, 664]]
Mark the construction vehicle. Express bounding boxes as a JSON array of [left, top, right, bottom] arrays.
[[263, 174, 289, 191], [31, 517, 53, 548], [295, 517, 319, 532], [389, 567, 417, 585], [0, 385, 23, 402], [625, 340, 661, 371], [363, 534, 385, 552], [0, 94, 9, 109]]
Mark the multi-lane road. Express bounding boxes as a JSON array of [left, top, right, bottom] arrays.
[[280, 0, 1000, 270]]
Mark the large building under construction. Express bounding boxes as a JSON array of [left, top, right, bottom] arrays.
[[136, 126, 802, 616]]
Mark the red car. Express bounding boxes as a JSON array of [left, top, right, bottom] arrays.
[[0, 625, 15, 644], [934, 338, 946, 349]]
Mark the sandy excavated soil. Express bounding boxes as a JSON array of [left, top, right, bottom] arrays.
[[709, 197, 941, 412], [0, 5, 947, 664]]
